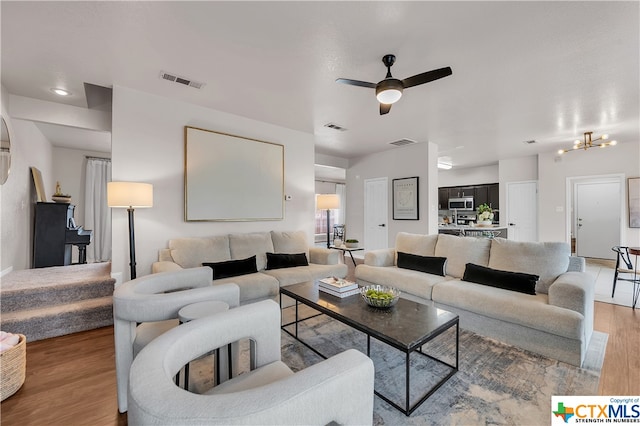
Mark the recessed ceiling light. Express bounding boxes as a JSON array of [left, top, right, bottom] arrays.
[[51, 88, 71, 96]]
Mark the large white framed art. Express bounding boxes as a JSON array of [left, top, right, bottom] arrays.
[[184, 126, 284, 221]]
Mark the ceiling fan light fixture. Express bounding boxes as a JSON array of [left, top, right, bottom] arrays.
[[376, 79, 403, 104]]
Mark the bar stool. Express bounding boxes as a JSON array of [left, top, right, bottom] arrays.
[[627, 247, 640, 309], [177, 300, 230, 390], [612, 246, 640, 309]]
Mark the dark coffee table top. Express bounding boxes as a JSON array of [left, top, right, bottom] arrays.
[[280, 281, 458, 351]]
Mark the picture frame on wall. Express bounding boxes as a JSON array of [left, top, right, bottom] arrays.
[[629, 177, 640, 228], [393, 176, 419, 220], [184, 126, 284, 221]]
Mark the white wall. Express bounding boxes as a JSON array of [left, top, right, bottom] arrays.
[[1, 85, 55, 272], [315, 153, 348, 169], [345, 142, 437, 247], [438, 164, 499, 187], [538, 142, 640, 246], [111, 86, 316, 281], [315, 181, 335, 194]]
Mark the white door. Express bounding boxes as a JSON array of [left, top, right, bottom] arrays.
[[364, 177, 388, 250], [506, 181, 538, 242], [576, 181, 621, 259]]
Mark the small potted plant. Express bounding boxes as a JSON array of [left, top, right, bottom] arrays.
[[345, 239, 359, 248], [477, 203, 494, 226]]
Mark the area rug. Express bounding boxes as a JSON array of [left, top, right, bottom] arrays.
[[190, 311, 606, 425]]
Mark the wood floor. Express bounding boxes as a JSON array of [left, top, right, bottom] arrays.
[[1, 252, 638, 424], [1, 301, 637, 425]]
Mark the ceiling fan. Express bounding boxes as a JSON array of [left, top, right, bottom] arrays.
[[336, 54, 452, 115]]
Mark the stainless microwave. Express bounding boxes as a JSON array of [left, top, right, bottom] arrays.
[[448, 197, 474, 211]]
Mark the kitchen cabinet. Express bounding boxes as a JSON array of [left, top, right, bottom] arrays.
[[487, 183, 499, 209], [438, 188, 449, 209], [459, 186, 475, 198], [474, 186, 488, 207], [438, 183, 500, 210]]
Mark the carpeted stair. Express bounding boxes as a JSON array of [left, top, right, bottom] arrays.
[[1, 262, 116, 341]]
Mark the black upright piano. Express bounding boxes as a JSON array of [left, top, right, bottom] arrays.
[[33, 202, 93, 268]]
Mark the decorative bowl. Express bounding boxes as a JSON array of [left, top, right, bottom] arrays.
[[345, 242, 359, 248], [360, 285, 401, 308]]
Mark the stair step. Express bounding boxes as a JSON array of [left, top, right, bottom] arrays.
[[1, 263, 115, 312], [0, 296, 113, 342]]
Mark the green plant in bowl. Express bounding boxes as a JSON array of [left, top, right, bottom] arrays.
[[360, 285, 400, 308], [345, 239, 359, 248]]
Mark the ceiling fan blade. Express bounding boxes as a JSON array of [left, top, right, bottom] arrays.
[[402, 67, 452, 89], [335, 78, 376, 89], [380, 103, 392, 115]]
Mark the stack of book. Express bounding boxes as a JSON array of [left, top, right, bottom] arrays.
[[317, 277, 360, 298]]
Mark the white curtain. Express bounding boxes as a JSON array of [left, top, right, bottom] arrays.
[[84, 158, 112, 262], [336, 183, 346, 225]]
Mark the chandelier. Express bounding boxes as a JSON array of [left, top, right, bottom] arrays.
[[558, 131, 617, 155]]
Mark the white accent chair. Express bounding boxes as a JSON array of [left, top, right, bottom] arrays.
[[128, 299, 375, 425], [113, 267, 240, 413]]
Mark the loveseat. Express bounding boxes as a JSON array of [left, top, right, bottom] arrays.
[[152, 231, 348, 305], [355, 232, 595, 367]]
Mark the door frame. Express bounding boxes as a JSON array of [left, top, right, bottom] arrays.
[[565, 173, 625, 248]]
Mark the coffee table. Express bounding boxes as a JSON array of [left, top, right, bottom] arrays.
[[280, 281, 459, 416]]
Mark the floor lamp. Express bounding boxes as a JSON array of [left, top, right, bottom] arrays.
[[316, 194, 340, 249], [107, 182, 153, 280]]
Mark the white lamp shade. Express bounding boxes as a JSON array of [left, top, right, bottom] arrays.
[[108, 182, 153, 208], [316, 193, 340, 210]]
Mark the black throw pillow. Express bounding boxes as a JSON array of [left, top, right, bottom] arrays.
[[203, 255, 258, 280], [397, 252, 447, 276], [462, 263, 538, 295], [266, 252, 309, 270]]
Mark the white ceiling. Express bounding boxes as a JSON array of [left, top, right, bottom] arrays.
[[2, 1, 638, 168]]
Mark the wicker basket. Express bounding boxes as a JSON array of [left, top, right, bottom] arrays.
[[0, 334, 26, 401]]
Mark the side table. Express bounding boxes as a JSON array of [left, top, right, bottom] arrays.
[[330, 245, 364, 267], [177, 300, 230, 390]]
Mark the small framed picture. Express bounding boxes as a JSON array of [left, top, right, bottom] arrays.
[[393, 176, 419, 220]]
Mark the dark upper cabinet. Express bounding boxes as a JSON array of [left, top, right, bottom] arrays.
[[438, 183, 500, 210], [438, 188, 449, 209], [459, 186, 475, 198], [487, 183, 499, 209], [474, 186, 488, 207]]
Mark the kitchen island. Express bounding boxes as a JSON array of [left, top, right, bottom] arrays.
[[438, 224, 508, 239]]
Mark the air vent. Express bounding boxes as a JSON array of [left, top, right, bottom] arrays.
[[323, 122, 347, 131], [159, 71, 205, 89], [523, 140, 537, 145], [389, 138, 417, 147]]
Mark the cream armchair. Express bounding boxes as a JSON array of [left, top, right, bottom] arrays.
[[128, 299, 375, 425], [113, 267, 240, 413]]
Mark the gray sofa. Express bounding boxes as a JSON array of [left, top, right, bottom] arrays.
[[355, 232, 595, 367], [152, 230, 348, 304]]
